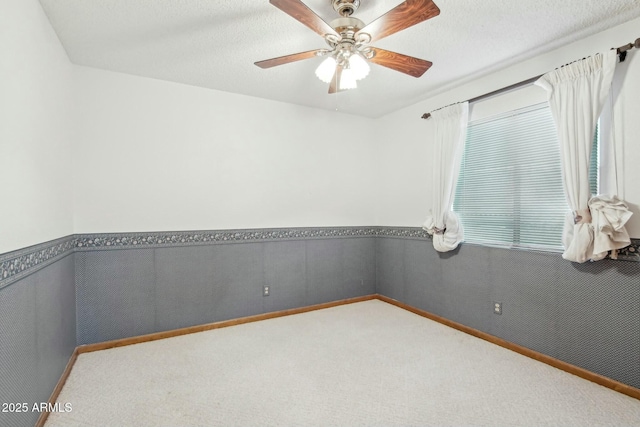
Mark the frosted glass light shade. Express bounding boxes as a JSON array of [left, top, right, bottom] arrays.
[[315, 57, 337, 83], [340, 68, 357, 90], [349, 54, 370, 80]]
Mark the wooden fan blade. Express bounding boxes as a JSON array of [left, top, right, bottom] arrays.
[[356, 0, 440, 43], [328, 65, 343, 94], [255, 49, 324, 68], [270, 0, 339, 38], [368, 47, 432, 77]]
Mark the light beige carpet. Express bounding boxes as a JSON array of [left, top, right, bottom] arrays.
[[46, 300, 640, 426]]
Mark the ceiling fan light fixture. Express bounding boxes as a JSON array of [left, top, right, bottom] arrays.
[[315, 56, 337, 83], [339, 68, 357, 90], [348, 53, 370, 80], [257, 0, 439, 93]]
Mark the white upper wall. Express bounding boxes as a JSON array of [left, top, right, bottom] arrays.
[[3, 1, 639, 252], [375, 16, 640, 238], [72, 67, 378, 233], [0, 0, 74, 254]]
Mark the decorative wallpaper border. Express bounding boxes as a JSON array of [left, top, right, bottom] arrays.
[[373, 227, 432, 239], [74, 227, 381, 250], [0, 236, 75, 290], [616, 242, 640, 262], [73, 227, 432, 250], [1, 227, 638, 289]]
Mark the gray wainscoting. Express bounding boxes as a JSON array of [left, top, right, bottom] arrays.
[[1, 226, 639, 427], [75, 236, 376, 345], [0, 254, 76, 427], [376, 236, 640, 390]]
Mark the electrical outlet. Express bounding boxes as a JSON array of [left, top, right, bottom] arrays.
[[493, 301, 502, 315], [263, 285, 270, 297]]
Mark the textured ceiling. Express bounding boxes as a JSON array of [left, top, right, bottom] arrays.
[[39, 0, 640, 118]]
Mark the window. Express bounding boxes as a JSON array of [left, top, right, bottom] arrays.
[[453, 103, 599, 251]]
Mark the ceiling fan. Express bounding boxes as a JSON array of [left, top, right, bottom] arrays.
[[255, 0, 440, 93]]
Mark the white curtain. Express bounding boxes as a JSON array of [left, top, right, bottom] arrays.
[[536, 50, 632, 262], [422, 102, 469, 252]]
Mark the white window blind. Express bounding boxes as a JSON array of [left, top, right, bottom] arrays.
[[453, 103, 568, 251]]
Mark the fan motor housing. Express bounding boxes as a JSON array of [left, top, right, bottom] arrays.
[[330, 16, 365, 38]]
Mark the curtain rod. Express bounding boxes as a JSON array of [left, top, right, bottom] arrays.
[[421, 37, 640, 120]]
